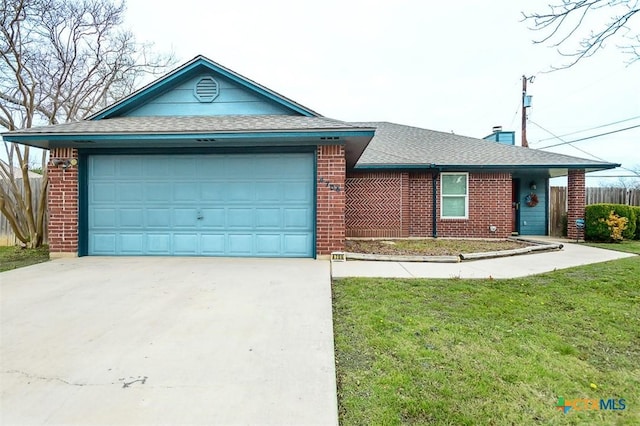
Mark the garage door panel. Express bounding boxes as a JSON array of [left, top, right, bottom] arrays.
[[256, 234, 281, 255], [197, 157, 225, 178], [201, 234, 225, 254], [92, 183, 116, 202], [120, 234, 144, 254], [174, 234, 198, 254], [283, 155, 314, 176], [256, 208, 281, 228], [92, 209, 116, 227], [91, 157, 116, 178], [173, 209, 197, 227], [119, 157, 143, 177], [147, 234, 171, 254], [283, 182, 311, 202], [173, 158, 198, 178], [118, 183, 143, 201], [88, 154, 314, 257], [284, 208, 311, 228], [145, 183, 171, 201], [201, 182, 225, 201], [200, 208, 225, 227], [228, 234, 253, 255], [120, 209, 144, 227], [284, 234, 311, 256], [228, 208, 253, 228], [255, 182, 281, 201], [91, 233, 116, 254], [174, 183, 199, 201], [227, 182, 254, 202], [144, 158, 170, 177]]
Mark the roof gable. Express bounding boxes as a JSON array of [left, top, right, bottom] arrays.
[[90, 55, 320, 120]]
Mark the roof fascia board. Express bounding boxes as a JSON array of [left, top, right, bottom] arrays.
[[354, 163, 620, 170], [5, 130, 374, 142], [89, 55, 320, 120]]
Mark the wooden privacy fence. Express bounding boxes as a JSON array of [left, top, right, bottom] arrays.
[[0, 177, 47, 246], [550, 187, 640, 236]]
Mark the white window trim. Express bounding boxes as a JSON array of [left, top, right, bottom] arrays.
[[440, 172, 469, 219]]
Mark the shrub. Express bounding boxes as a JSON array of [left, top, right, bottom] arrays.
[[585, 203, 637, 241], [633, 206, 640, 240], [602, 211, 628, 242]]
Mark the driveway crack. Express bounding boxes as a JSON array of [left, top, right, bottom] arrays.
[[4, 369, 91, 387]]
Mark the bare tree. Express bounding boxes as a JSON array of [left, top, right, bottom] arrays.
[[523, 0, 640, 69], [0, 0, 174, 248]]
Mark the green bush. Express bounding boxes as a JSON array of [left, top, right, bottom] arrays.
[[585, 203, 637, 241], [633, 206, 640, 240]]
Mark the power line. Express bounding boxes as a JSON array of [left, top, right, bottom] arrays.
[[536, 124, 640, 149], [530, 121, 640, 177], [529, 121, 610, 162], [535, 115, 640, 143]]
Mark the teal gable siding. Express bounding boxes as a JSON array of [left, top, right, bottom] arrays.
[[125, 73, 294, 117], [517, 174, 548, 235]]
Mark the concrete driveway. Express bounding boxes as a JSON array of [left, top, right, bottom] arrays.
[[0, 257, 337, 425]]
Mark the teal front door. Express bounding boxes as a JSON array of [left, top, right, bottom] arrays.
[[88, 153, 315, 257]]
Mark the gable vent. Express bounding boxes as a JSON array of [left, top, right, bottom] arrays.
[[194, 77, 219, 103]]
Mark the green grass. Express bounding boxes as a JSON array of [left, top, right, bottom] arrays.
[[333, 257, 640, 425], [584, 240, 640, 255], [0, 245, 50, 272]]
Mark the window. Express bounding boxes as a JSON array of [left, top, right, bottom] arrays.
[[441, 172, 468, 219]]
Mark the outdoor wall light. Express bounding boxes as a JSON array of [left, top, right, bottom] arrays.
[[529, 181, 537, 190], [489, 225, 497, 232], [52, 158, 78, 170]]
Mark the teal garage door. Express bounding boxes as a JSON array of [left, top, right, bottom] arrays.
[[88, 153, 315, 257]]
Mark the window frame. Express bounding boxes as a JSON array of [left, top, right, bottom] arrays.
[[440, 172, 469, 219]]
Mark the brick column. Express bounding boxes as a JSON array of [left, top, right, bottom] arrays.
[[567, 169, 586, 241], [47, 148, 79, 257], [316, 145, 345, 255]]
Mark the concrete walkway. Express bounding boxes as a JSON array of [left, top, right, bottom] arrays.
[[331, 239, 637, 279], [1, 257, 337, 425]]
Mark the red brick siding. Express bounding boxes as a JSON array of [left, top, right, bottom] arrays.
[[345, 172, 404, 237], [567, 169, 586, 240], [316, 145, 346, 254], [345, 171, 512, 238], [47, 148, 79, 254], [409, 173, 433, 235]]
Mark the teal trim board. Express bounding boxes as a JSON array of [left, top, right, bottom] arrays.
[[87, 153, 315, 257]]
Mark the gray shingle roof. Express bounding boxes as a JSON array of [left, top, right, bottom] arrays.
[[352, 122, 618, 170], [6, 115, 365, 135]]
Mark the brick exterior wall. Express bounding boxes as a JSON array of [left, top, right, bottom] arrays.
[[567, 169, 586, 240], [316, 145, 346, 254], [346, 171, 512, 239], [345, 172, 405, 237], [47, 148, 79, 255]]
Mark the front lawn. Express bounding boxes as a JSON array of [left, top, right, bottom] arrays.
[[333, 257, 640, 425], [584, 240, 640, 255], [0, 245, 50, 272]]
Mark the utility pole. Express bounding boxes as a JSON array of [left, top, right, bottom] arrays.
[[521, 75, 534, 148]]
